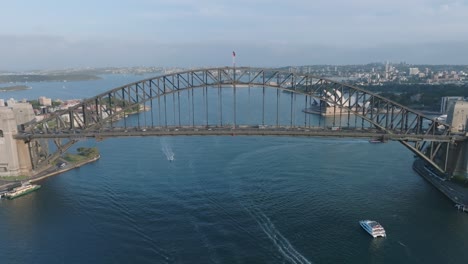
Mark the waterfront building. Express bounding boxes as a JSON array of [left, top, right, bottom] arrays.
[[59, 99, 81, 110], [409, 67, 420, 75], [38, 96, 52, 106]]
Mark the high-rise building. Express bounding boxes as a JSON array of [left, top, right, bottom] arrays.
[[409, 68, 420, 75], [385, 61, 389, 80]]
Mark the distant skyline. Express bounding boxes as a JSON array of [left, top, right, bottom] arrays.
[[2, 0, 468, 70]]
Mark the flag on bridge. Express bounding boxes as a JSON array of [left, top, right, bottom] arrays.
[[232, 51, 236, 68]]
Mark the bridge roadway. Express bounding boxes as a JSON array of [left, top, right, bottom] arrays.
[[16, 126, 462, 142]]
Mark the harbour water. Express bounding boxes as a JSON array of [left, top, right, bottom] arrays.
[[1, 74, 468, 263]]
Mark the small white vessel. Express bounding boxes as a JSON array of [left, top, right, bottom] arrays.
[[436, 114, 447, 121], [359, 220, 386, 238]]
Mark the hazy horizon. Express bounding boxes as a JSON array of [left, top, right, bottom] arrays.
[[2, 0, 467, 71]]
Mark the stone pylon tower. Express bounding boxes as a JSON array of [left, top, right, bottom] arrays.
[[433, 101, 468, 179], [0, 104, 35, 177]]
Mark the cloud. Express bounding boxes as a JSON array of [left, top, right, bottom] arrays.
[[0, 33, 467, 70], [0, 1, 467, 69]]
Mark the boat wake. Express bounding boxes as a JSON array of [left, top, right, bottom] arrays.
[[398, 241, 412, 257], [226, 145, 313, 263], [245, 205, 313, 264], [99, 174, 172, 262], [161, 139, 175, 161]]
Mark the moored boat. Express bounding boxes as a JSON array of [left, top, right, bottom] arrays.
[[4, 182, 41, 200], [369, 138, 386, 143], [359, 220, 386, 238]]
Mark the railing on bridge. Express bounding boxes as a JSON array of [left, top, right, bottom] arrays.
[[17, 67, 459, 175]]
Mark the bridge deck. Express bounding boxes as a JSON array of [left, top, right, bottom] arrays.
[[16, 126, 460, 142]]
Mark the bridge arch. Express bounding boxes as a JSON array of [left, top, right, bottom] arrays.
[[20, 67, 455, 174]]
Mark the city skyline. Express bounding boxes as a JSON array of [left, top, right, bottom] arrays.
[[2, 0, 468, 70]]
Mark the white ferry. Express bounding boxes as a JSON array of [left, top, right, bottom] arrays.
[[3, 181, 41, 200], [359, 220, 386, 238]]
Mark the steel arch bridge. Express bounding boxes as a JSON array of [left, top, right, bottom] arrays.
[[16, 67, 463, 175]]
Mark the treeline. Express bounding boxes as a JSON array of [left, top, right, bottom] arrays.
[[77, 147, 100, 158], [0, 74, 101, 83], [0, 85, 30, 91], [364, 84, 468, 111], [294, 82, 468, 111], [63, 147, 100, 163], [102, 98, 140, 112]]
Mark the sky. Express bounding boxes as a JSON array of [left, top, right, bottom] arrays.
[[1, 0, 467, 70]]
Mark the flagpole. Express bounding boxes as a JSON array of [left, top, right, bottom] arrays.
[[232, 51, 236, 68], [232, 51, 236, 129]]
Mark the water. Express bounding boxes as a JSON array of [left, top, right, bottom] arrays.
[[0, 73, 157, 100], [1, 75, 468, 263]]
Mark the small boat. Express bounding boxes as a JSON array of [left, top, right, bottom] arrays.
[[369, 138, 385, 143], [455, 204, 468, 212], [359, 220, 386, 238], [4, 181, 41, 200], [436, 114, 447, 121]]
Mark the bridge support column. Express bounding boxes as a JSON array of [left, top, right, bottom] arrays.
[[28, 139, 49, 171]]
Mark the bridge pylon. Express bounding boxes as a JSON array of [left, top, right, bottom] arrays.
[[432, 101, 468, 180], [0, 104, 35, 177]]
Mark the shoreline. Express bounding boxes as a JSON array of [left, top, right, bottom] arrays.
[[30, 155, 101, 184], [0, 155, 100, 191], [0, 85, 31, 92], [413, 158, 468, 212]]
